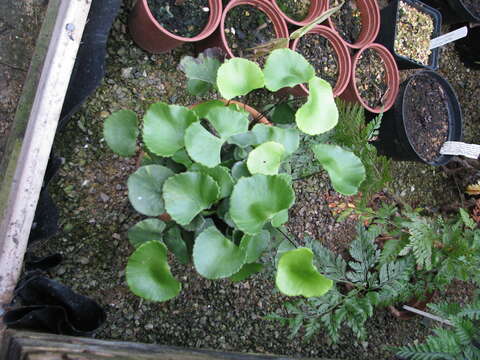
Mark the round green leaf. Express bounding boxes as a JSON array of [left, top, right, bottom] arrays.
[[128, 218, 166, 248], [204, 106, 249, 139], [231, 161, 250, 180], [276, 248, 333, 297], [103, 110, 138, 157], [143, 102, 197, 157], [252, 124, 300, 154], [240, 230, 270, 263], [247, 141, 285, 175], [193, 226, 246, 279], [217, 58, 265, 100], [184, 122, 223, 168], [264, 48, 315, 92], [190, 164, 234, 199], [164, 226, 190, 264], [296, 77, 338, 135], [127, 165, 174, 216], [192, 100, 225, 119], [312, 144, 366, 196], [271, 209, 288, 227], [230, 174, 295, 234], [163, 172, 219, 225], [230, 263, 264, 282], [126, 241, 181, 302]]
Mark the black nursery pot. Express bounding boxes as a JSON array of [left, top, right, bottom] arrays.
[[421, 0, 480, 24], [377, 71, 463, 166], [376, 0, 442, 70], [453, 23, 480, 70]]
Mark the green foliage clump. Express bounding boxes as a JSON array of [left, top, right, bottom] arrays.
[[332, 100, 392, 204], [269, 225, 414, 342], [394, 294, 480, 360], [103, 48, 368, 302], [361, 204, 480, 291]]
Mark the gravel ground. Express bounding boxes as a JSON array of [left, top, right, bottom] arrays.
[[26, 1, 480, 359]]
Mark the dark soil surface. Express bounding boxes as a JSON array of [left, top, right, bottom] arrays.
[[276, 0, 311, 22], [394, 1, 434, 65], [0, 0, 47, 163], [15, 0, 480, 359], [296, 34, 339, 89], [224, 4, 276, 62], [329, 0, 362, 44], [462, 0, 480, 18], [146, 0, 210, 38], [404, 74, 449, 163], [355, 48, 388, 109]]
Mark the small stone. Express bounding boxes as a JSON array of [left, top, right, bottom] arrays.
[[112, 233, 121, 240], [145, 323, 154, 330], [121, 67, 133, 78], [79, 256, 89, 265], [100, 192, 110, 202]]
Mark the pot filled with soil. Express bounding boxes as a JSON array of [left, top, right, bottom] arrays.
[[290, 25, 351, 97], [326, 0, 380, 49], [421, 0, 480, 23], [453, 22, 480, 70], [128, 0, 222, 53], [378, 71, 463, 166], [197, 0, 289, 62], [270, 0, 326, 27], [340, 43, 399, 113], [376, 0, 442, 70]]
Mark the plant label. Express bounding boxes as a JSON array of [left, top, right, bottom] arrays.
[[429, 26, 468, 50], [440, 141, 480, 159]]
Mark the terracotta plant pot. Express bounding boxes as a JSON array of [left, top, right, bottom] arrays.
[[290, 25, 351, 97], [128, 0, 222, 53], [340, 43, 399, 114], [269, 0, 327, 27], [326, 0, 380, 49], [197, 0, 289, 58]]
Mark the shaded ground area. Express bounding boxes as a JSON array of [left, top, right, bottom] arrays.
[[0, 0, 47, 161], [26, 1, 480, 360]]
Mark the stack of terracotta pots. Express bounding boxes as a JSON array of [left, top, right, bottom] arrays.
[[128, 0, 400, 113]]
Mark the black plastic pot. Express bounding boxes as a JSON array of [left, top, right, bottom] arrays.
[[377, 71, 463, 166], [453, 23, 480, 70], [376, 0, 442, 70], [421, 0, 480, 24]]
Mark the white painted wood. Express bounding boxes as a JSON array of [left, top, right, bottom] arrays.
[[0, 0, 92, 340]]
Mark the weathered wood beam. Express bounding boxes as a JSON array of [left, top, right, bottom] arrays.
[[0, 0, 92, 343], [1, 330, 340, 360]]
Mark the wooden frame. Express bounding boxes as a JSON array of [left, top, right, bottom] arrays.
[[0, 330, 338, 360], [0, 0, 92, 342]]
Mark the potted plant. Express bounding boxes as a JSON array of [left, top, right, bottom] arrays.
[[340, 43, 400, 113], [102, 47, 367, 302], [376, 0, 442, 70], [422, 0, 480, 23], [197, 0, 289, 61], [128, 0, 223, 53], [290, 25, 351, 97], [377, 70, 463, 166], [270, 0, 326, 27], [326, 0, 380, 49]]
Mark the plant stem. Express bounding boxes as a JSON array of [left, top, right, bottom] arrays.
[[276, 227, 301, 248]]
